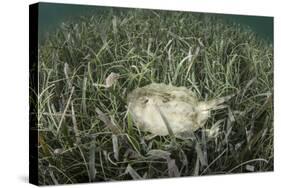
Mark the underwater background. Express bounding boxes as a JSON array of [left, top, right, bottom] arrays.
[[38, 3, 273, 43]]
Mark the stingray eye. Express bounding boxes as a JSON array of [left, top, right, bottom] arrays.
[[162, 93, 171, 103], [143, 98, 149, 104], [162, 97, 169, 103]]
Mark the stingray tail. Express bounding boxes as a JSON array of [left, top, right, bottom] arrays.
[[199, 94, 235, 111]]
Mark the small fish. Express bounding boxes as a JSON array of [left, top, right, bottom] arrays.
[[105, 72, 120, 88], [92, 72, 120, 88]]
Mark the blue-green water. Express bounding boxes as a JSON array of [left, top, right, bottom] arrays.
[[37, 2, 273, 43]]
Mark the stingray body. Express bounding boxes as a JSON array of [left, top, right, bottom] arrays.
[[127, 83, 232, 136]]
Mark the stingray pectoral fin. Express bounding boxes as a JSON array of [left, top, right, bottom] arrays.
[[135, 122, 145, 129]]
